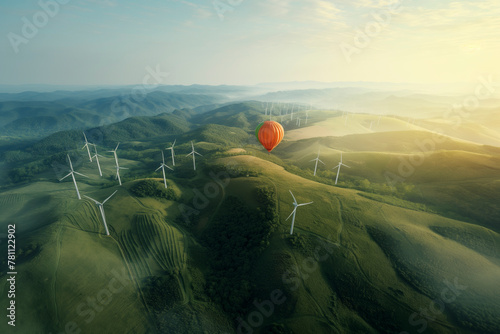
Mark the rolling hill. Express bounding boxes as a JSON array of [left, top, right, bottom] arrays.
[[0, 92, 221, 139], [0, 97, 499, 333]]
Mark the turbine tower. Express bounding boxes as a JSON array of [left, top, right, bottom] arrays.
[[286, 190, 313, 235], [166, 139, 176, 166], [92, 144, 104, 177], [332, 152, 350, 185], [310, 150, 325, 176], [82, 132, 93, 162], [83, 190, 117, 236], [156, 151, 173, 188], [186, 141, 202, 171], [59, 154, 88, 200], [108, 143, 127, 186]]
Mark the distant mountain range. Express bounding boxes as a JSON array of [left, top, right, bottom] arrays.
[[0, 91, 221, 138]]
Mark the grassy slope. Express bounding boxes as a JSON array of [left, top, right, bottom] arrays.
[[214, 155, 500, 333], [1, 149, 499, 333], [1, 102, 500, 333]]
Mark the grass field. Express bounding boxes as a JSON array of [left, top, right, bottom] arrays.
[[1, 108, 500, 333]]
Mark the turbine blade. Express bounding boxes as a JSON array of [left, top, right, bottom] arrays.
[[74, 172, 89, 178], [67, 154, 73, 170], [102, 190, 118, 204], [172, 139, 176, 147], [161, 151, 165, 164], [59, 172, 72, 181], [289, 190, 297, 204], [165, 164, 173, 170], [195, 152, 202, 156], [115, 143, 120, 151], [342, 164, 350, 168], [119, 167, 128, 170], [83, 195, 100, 205], [318, 159, 325, 165], [297, 201, 313, 206], [155, 165, 162, 172], [286, 208, 297, 221]]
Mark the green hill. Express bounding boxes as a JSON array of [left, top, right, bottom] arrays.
[[1, 151, 499, 333], [0, 92, 220, 139], [1, 99, 500, 333]]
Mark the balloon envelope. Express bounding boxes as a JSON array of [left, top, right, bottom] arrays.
[[257, 121, 284, 152], [255, 122, 264, 140]]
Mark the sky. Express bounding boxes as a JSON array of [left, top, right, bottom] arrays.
[[0, 0, 499, 86]]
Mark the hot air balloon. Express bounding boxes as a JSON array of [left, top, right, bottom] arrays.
[[256, 121, 284, 152]]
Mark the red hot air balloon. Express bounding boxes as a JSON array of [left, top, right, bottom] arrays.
[[257, 121, 284, 152]]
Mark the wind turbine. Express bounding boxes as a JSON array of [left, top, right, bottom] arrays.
[[186, 141, 202, 171], [59, 154, 88, 200], [166, 139, 176, 166], [310, 150, 325, 176], [156, 151, 173, 188], [83, 190, 117, 236], [332, 152, 350, 185], [108, 143, 127, 186], [82, 132, 93, 162], [92, 144, 104, 177], [286, 190, 313, 235]]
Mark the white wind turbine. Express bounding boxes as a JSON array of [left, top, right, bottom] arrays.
[[310, 150, 325, 176], [286, 190, 313, 235], [59, 154, 88, 200], [82, 132, 93, 162], [332, 152, 350, 185], [108, 143, 127, 186], [92, 144, 104, 177], [186, 141, 202, 171], [83, 190, 117, 236], [156, 151, 173, 188], [166, 139, 176, 166]]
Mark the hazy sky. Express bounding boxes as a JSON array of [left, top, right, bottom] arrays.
[[1, 0, 499, 85]]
